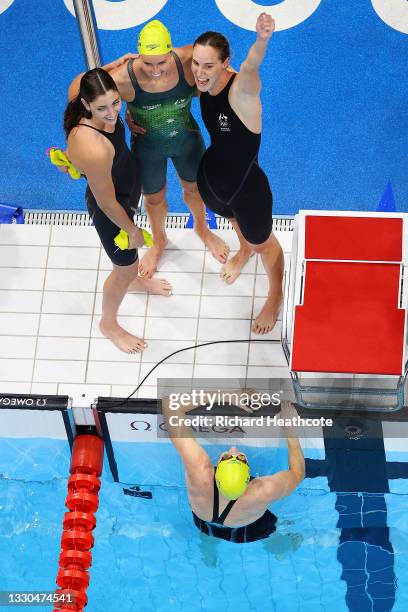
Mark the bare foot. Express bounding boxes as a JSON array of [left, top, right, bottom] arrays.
[[251, 294, 283, 335], [196, 228, 230, 263], [99, 320, 147, 354], [138, 239, 167, 279], [220, 248, 253, 284], [128, 276, 172, 296]]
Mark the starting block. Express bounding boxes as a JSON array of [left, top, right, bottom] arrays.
[[282, 211, 408, 411]]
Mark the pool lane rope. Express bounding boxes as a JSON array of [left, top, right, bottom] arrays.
[[54, 435, 104, 612]]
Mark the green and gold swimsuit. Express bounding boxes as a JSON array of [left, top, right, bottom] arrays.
[[126, 52, 205, 194]]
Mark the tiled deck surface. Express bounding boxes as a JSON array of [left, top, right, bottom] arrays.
[[0, 224, 292, 403]]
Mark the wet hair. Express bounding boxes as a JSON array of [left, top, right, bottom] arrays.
[[63, 68, 119, 137], [193, 31, 230, 62]]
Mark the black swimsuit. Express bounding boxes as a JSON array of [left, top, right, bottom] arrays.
[[197, 73, 273, 245], [82, 117, 142, 266], [192, 474, 277, 544]]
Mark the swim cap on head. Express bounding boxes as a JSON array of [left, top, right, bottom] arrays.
[[138, 20, 172, 56], [215, 458, 250, 501]]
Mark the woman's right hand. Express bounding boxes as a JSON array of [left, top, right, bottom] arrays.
[[125, 109, 147, 135], [128, 226, 145, 249]]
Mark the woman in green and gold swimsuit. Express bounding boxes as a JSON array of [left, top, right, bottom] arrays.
[[107, 20, 230, 278]]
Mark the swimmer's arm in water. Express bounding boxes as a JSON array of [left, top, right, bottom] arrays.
[[69, 136, 144, 249], [235, 12, 275, 96], [162, 398, 213, 486]]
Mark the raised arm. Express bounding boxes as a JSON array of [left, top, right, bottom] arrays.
[[235, 12, 275, 96], [162, 397, 213, 480], [254, 402, 305, 504]]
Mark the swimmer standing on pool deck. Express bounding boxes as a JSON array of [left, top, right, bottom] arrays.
[[108, 20, 230, 278], [162, 398, 304, 543], [64, 68, 171, 354], [193, 13, 284, 334]]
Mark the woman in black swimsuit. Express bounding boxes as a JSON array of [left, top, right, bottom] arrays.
[[64, 68, 171, 354], [193, 13, 284, 335]]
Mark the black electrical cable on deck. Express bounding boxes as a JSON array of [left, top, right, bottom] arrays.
[[109, 338, 283, 408]]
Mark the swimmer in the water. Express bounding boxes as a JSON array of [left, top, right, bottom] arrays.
[[64, 68, 172, 353], [193, 13, 284, 334], [162, 398, 305, 543]]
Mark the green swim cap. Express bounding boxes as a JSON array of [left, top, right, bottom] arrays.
[[138, 20, 172, 56], [215, 458, 250, 501]]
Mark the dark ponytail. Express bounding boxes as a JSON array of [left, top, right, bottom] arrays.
[[193, 31, 230, 62], [63, 67, 119, 137], [63, 96, 91, 138]]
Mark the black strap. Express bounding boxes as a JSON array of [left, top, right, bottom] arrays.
[[77, 123, 102, 133], [127, 59, 141, 95], [211, 474, 219, 522], [212, 470, 237, 525], [77, 118, 122, 140], [171, 51, 185, 83], [218, 499, 237, 525]]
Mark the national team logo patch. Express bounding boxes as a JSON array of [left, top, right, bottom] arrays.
[[218, 113, 230, 131]]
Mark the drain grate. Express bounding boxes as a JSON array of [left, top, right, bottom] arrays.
[[24, 211, 294, 231]]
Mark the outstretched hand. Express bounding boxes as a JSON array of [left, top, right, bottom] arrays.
[[256, 12, 275, 40], [277, 401, 300, 438], [278, 401, 298, 420]]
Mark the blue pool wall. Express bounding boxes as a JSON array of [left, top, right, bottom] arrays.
[[0, 1, 407, 214]]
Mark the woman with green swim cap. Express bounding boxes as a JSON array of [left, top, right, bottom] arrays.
[[162, 398, 305, 543]]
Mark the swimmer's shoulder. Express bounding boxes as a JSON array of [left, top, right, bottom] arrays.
[[109, 62, 135, 102], [67, 124, 114, 173], [175, 44, 193, 62], [174, 45, 195, 87]]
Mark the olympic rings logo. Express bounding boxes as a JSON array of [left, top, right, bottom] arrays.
[[1, 1, 408, 34]]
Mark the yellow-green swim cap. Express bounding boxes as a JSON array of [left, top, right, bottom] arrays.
[[215, 457, 250, 501], [138, 20, 172, 56]]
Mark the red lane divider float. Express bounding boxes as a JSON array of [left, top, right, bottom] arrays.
[[54, 435, 104, 611]]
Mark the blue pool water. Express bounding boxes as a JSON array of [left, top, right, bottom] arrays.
[[1, 437, 408, 611]]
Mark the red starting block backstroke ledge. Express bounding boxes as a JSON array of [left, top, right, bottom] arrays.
[[283, 211, 408, 410]]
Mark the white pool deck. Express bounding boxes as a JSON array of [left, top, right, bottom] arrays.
[[0, 223, 292, 404]]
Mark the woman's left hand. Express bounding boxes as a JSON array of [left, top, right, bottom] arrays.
[[256, 13, 275, 40]]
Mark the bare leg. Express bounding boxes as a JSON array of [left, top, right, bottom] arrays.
[[99, 263, 173, 353], [251, 233, 284, 334], [220, 218, 253, 284], [180, 178, 229, 264], [139, 185, 168, 278], [99, 259, 148, 353]]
